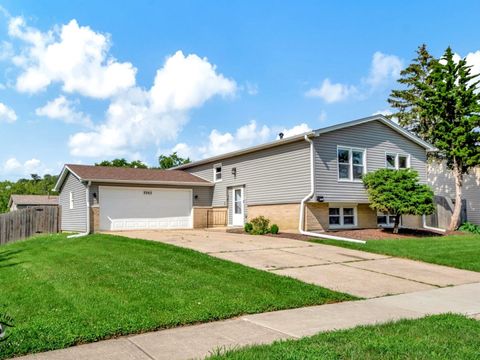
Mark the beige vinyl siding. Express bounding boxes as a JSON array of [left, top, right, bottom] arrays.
[[428, 161, 480, 225], [314, 120, 428, 203], [59, 173, 87, 232], [90, 183, 212, 207], [186, 140, 311, 207]]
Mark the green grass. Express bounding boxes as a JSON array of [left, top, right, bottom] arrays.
[[313, 233, 480, 272], [208, 314, 480, 359], [0, 234, 354, 359]]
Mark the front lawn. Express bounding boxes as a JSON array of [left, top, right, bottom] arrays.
[[209, 314, 480, 359], [313, 233, 480, 272], [0, 234, 353, 359]]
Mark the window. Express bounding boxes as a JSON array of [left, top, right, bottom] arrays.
[[213, 164, 222, 182], [234, 189, 242, 214], [377, 212, 399, 227], [69, 191, 74, 209], [329, 207, 357, 228], [385, 153, 410, 170], [337, 147, 366, 181]]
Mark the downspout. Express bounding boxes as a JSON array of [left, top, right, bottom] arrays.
[[299, 135, 366, 244], [68, 181, 91, 238], [422, 215, 446, 233]]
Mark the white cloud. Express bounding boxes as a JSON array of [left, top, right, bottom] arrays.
[[0, 102, 17, 123], [279, 123, 311, 139], [318, 110, 327, 122], [0, 41, 13, 60], [366, 52, 403, 87], [244, 81, 258, 95], [305, 78, 357, 103], [2, 157, 50, 177], [69, 51, 237, 157], [9, 17, 136, 98], [35, 95, 92, 127], [465, 51, 480, 76]]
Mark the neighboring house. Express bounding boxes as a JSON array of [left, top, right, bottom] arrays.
[[54, 115, 436, 234], [8, 194, 59, 212], [427, 160, 480, 227]]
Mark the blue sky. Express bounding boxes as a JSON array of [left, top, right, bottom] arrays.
[[0, 0, 479, 180]]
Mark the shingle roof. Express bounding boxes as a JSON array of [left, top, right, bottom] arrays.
[[10, 194, 59, 206], [62, 164, 211, 186]]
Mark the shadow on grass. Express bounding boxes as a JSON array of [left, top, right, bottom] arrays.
[[0, 249, 24, 269]]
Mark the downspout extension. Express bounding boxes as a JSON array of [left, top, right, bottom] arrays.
[[422, 214, 446, 233], [68, 181, 91, 238], [299, 135, 366, 244]]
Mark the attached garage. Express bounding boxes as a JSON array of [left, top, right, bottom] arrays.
[[99, 186, 193, 231], [54, 164, 213, 234]]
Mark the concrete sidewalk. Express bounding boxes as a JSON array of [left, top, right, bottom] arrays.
[[18, 282, 480, 360]]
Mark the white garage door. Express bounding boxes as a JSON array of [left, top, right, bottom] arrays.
[[99, 186, 193, 231]]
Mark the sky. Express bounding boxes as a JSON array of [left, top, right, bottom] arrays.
[[0, 0, 479, 180]]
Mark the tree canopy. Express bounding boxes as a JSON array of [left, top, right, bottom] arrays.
[[158, 152, 191, 169], [363, 169, 434, 233], [95, 159, 148, 168]]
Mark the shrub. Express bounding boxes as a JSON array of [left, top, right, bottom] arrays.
[[459, 222, 480, 235], [270, 224, 279, 234], [250, 216, 270, 235], [244, 222, 253, 233]]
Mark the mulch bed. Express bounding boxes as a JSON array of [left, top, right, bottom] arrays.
[[227, 227, 461, 241]]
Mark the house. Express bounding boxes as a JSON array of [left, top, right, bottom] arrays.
[[8, 194, 59, 212], [54, 115, 436, 234], [427, 161, 480, 227]]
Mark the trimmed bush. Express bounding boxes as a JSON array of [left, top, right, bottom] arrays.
[[250, 216, 270, 235], [244, 222, 253, 233], [270, 224, 279, 234]]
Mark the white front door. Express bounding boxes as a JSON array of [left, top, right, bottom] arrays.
[[232, 187, 244, 226]]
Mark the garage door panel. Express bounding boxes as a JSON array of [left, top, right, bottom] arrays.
[[100, 187, 192, 231]]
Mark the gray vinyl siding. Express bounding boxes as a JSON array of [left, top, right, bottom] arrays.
[[314, 120, 428, 203], [90, 183, 213, 207], [428, 161, 480, 225], [185, 140, 311, 207], [59, 173, 87, 232]]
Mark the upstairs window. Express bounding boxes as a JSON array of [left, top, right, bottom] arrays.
[[385, 153, 410, 170], [213, 164, 222, 182], [337, 147, 366, 182]]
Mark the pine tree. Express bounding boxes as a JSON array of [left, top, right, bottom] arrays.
[[416, 47, 480, 230], [387, 44, 435, 140]]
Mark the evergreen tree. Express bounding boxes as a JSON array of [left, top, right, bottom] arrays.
[[387, 44, 435, 139], [415, 47, 480, 230], [363, 169, 435, 234]]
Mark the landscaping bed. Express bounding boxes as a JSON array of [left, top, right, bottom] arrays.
[[208, 314, 480, 359], [0, 233, 353, 359]]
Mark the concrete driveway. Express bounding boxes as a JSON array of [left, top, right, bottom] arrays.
[[110, 229, 480, 298]]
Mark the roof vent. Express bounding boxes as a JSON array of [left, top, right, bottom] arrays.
[[278, 132, 284, 140]]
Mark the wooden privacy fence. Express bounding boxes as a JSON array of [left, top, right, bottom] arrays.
[[207, 209, 227, 227], [0, 206, 60, 246]]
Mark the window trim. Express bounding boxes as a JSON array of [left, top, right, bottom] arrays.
[[337, 146, 367, 183], [213, 163, 222, 183], [328, 205, 358, 229], [69, 191, 74, 209], [384, 152, 411, 170]]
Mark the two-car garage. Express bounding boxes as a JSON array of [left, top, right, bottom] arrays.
[[99, 187, 193, 231]]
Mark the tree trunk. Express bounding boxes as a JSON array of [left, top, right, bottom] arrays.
[[449, 162, 463, 231], [393, 214, 401, 234]]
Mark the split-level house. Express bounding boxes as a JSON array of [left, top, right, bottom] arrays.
[[54, 115, 436, 233]]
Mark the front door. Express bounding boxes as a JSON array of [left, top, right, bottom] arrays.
[[232, 187, 244, 226]]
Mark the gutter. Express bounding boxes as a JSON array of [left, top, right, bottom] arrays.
[[68, 181, 91, 238], [298, 135, 366, 244]]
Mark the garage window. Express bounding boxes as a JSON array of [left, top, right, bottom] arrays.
[[214, 164, 222, 182]]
